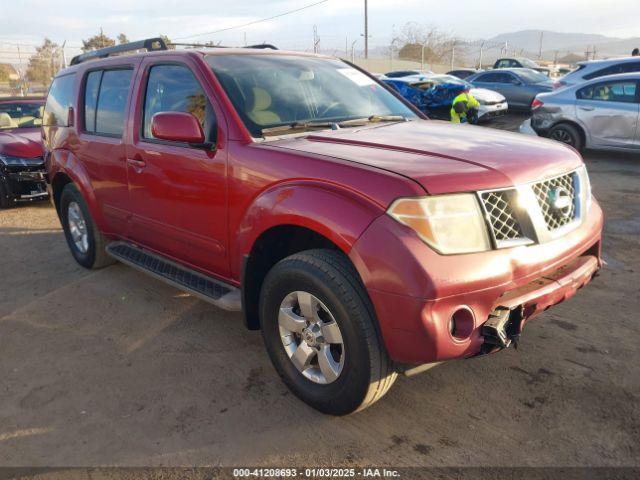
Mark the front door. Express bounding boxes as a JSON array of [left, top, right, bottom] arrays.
[[125, 58, 229, 277], [576, 79, 639, 149]]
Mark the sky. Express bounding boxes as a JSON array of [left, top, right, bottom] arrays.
[[0, 0, 638, 59]]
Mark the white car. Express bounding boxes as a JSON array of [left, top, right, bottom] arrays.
[[391, 73, 508, 121]]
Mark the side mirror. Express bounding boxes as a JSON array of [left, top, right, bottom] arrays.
[[151, 112, 205, 144]]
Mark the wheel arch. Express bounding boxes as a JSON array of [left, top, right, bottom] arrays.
[[237, 184, 384, 330], [49, 149, 106, 229]]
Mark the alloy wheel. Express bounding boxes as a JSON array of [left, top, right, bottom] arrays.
[[67, 201, 89, 254], [551, 128, 574, 146], [278, 291, 345, 384]]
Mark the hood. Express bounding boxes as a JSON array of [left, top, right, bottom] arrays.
[[264, 120, 583, 195], [0, 128, 43, 158], [469, 88, 505, 103]]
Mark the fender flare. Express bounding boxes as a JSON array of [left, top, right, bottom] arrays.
[[50, 149, 107, 231], [232, 181, 385, 279]]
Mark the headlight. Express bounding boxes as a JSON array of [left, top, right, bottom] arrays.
[[578, 164, 592, 213], [0, 154, 44, 167], [387, 194, 491, 254]]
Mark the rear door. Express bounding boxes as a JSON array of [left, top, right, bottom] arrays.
[[576, 79, 639, 149], [124, 56, 230, 277], [77, 65, 137, 233]]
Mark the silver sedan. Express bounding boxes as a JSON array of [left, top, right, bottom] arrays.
[[529, 72, 639, 152]]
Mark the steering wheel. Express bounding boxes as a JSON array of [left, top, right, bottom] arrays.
[[319, 102, 342, 117]]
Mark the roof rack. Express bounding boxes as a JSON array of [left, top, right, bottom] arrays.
[[70, 37, 168, 66], [170, 42, 279, 50]]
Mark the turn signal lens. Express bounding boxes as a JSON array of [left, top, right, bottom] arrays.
[[387, 194, 491, 254]]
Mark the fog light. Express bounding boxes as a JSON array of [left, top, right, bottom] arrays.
[[450, 308, 475, 340]]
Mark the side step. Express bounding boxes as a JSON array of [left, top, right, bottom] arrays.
[[106, 242, 242, 311]]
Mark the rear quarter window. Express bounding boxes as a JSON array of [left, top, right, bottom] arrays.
[[43, 74, 76, 127]]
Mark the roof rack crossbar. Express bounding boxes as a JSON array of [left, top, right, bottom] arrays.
[[70, 37, 168, 66]]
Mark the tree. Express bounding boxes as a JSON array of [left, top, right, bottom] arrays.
[[392, 23, 461, 65], [26, 38, 60, 85], [82, 29, 115, 52], [0, 64, 12, 83], [117, 33, 130, 45]]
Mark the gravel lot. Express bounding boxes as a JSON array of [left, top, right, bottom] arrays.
[[0, 114, 638, 468]]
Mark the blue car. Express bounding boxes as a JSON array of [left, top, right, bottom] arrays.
[[382, 74, 508, 121]]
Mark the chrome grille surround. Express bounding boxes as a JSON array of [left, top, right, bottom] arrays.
[[480, 190, 524, 242], [477, 167, 588, 249]]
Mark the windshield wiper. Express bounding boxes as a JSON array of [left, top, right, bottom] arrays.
[[337, 115, 408, 127], [261, 121, 338, 136]]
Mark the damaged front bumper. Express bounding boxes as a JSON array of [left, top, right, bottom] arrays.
[[1, 166, 48, 203]]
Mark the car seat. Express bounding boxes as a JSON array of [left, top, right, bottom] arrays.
[[247, 87, 281, 125], [0, 113, 17, 128]]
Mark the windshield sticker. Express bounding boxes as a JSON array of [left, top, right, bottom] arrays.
[[337, 68, 376, 87]]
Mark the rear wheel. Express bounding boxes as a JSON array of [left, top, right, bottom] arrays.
[[60, 184, 114, 269], [549, 123, 583, 151], [260, 249, 396, 415]]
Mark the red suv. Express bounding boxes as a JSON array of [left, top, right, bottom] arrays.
[[44, 39, 603, 415]]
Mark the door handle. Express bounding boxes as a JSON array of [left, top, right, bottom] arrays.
[[579, 106, 595, 111], [127, 157, 146, 171]]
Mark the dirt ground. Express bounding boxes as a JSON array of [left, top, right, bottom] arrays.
[[0, 115, 639, 468]]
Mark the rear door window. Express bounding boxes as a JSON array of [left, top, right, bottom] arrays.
[[43, 74, 76, 127], [476, 72, 500, 82], [94, 69, 133, 136], [577, 80, 638, 103]]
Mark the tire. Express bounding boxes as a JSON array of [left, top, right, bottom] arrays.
[[59, 183, 114, 269], [549, 123, 583, 151], [259, 249, 397, 415], [0, 181, 14, 209]]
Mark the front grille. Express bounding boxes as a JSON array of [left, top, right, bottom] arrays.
[[480, 190, 524, 241], [532, 172, 577, 230]]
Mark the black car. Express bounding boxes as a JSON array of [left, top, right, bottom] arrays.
[[0, 97, 48, 208]]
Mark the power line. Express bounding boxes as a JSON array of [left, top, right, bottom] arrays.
[[173, 0, 329, 40]]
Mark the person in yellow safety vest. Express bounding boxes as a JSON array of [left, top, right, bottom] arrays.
[[451, 90, 481, 124]]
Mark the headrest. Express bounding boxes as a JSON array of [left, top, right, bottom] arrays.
[[0, 113, 16, 128], [250, 87, 273, 111]]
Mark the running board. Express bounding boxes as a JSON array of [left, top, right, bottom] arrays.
[[106, 242, 241, 311]]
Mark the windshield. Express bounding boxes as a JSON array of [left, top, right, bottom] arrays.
[[517, 69, 550, 83], [0, 101, 44, 129], [206, 55, 417, 137]]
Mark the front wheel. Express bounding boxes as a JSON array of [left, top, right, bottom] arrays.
[[260, 249, 397, 415]]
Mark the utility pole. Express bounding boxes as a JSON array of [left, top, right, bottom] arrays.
[[351, 40, 358, 63], [478, 41, 485, 69], [593, 45, 597, 60], [61, 40, 67, 69], [313, 25, 320, 54], [450, 43, 455, 70], [364, 0, 369, 59], [538, 31, 544, 59]]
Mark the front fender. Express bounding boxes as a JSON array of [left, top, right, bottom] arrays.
[[49, 149, 107, 232], [232, 181, 384, 278]]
